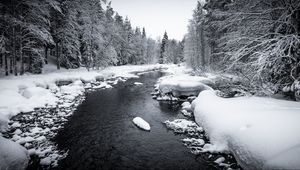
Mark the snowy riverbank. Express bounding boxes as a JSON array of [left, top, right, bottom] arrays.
[[192, 90, 300, 169], [0, 64, 175, 169], [155, 69, 300, 170]]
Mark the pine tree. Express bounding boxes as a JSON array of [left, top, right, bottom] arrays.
[[160, 31, 168, 64]]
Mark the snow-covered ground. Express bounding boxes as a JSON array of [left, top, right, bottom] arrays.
[[192, 90, 300, 169]]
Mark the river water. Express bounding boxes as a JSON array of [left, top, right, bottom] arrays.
[[54, 72, 216, 170]]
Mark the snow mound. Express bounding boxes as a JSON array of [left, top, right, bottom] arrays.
[[158, 75, 213, 97], [0, 136, 29, 170], [132, 117, 150, 131], [192, 90, 300, 169]]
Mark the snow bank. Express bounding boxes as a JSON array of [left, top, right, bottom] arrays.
[[158, 75, 213, 97], [0, 136, 29, 170], [192, 90, 300, 169], [132, 117, 151, 131]]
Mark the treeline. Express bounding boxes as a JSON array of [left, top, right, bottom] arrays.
[[159, 31, 184, 64], [0, 0, 159, 76], [185, 0, 300, 94]]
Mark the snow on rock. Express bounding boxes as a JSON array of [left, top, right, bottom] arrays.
[[164, 119, 203, 135], [192, 90, 300, 169], [92, 82, 112, 89], [132, 117, 151, 131], [134, 82, 143, 86], [182, 138, 205, 147], [158, 75, 213, 97], [181, 101, 192, 111], [0, 136, 29, 170], [181, 110, 192, 117], [40, 157, 52, 166]]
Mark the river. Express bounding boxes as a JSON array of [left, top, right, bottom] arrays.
[[54, 71, 216, 170]]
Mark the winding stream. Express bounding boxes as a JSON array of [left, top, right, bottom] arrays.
[[54, 72, 217, 170]]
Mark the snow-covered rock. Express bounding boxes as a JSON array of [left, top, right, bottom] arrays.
[[0, 136, 29, 170], [164, 119, 203, 135], [158, 75, 213, 97], [192, 90, 300, 169], [132, 117, 151, 131], [181, 102, 192, 111], [134, 82, 143, 86]]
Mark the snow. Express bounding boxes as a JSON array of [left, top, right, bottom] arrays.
[[158, 75, 213, 97], [0, 136, 29, 170], [134, 82, 143, 86], [40, 157, 51, 166], [181, 101, 192, 111], [192, 90, 300, 169], [214, 157, 225, 164], [132, 117, 151, 131], [164, 119, 203, 135], [182, 138, 205, 146]]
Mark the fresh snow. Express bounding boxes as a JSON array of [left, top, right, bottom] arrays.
[[192, 90, 300, 169], [164, 119, 203, 135], [132, 117, 151, 131], [134, 82, 143, 86], [0, 136, 29, 170], [158, 75, 213, 97]]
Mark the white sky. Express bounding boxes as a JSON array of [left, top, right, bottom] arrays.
[[110, 0, 198, 41]]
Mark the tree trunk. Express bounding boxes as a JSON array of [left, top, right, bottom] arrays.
[[200, 25, 206, 67], [10, 57, 13, 74], [56, 43, 60, 70], [0, 53, 2, 68], [20, 42, 24, 75], [5, 54, 8, 76], [13, 27, 17, 76], [296, 10, 300, 36], [45, 46, 48, 64]]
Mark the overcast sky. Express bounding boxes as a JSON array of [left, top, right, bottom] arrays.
[[111, 0, 198, 41]]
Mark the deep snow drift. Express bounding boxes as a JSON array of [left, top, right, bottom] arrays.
[[192, 90, 300, 169]]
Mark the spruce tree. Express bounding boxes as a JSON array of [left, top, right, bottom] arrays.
[[160, 31, 168, 64]]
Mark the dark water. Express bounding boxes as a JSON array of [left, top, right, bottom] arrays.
[[54, 72, 216, 170]]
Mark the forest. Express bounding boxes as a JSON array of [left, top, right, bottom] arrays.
[[185, 0, 300, 97], [1, 0, 300, 97], [0, 1, 300, 169], [0, 0, 184, 76]]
